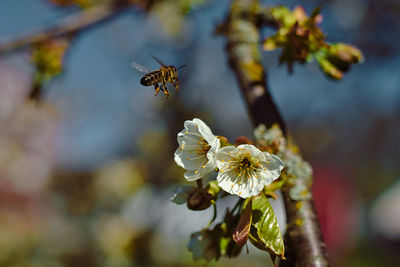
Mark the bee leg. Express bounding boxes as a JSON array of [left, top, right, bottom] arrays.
[[173, 79, 180, 92], [161, 78, 169, 99], [154, 84, 161, 96], [162, 86, 169, 99]]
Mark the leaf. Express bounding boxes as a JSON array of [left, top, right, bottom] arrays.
[[188, 230, 219, 262], [171, 185, 196, 205], [233, 199, 252, 247], [249, 194, 284, 258]]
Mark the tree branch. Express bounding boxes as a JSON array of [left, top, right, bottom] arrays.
[[0, 1, 132, 54], [218, 0, 329, 266]]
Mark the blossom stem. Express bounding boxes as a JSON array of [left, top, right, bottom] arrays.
[[196, 179, 203, 189], [206, 200, 218, 228], [0, 1, 133, 54]]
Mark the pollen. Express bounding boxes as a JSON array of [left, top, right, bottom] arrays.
[[231, 185, 234, 188], [267, 161, 270, 164], [185, 131, 188, 134], [187, 157, 190, 160], [202, 165, 205, 168], [221, 159, 225, 162], [195, 124, 198, 127], [239, 192, 242, 195], [195, 171, 198, 174], [182, 144, 185, 148], [228, 160, 231, 163]]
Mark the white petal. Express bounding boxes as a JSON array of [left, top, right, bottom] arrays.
[[193, 118, 217, 145], [174, 149, 207, 171], [238, 144, 265, 160], [184, 120, 201, 134], [216, 169, 237, 193], [260, 153, 284, 185], [215, 146, 236, 168], [217, 169, 262, 198], [184, 162, 214, 181]]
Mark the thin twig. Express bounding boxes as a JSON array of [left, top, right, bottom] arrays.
[[0, 1, 132, 54], [218, 0, 329, 266]]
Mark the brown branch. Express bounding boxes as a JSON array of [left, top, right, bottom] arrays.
[[218, 0, 329, 266], [0, 1, 133, 54]]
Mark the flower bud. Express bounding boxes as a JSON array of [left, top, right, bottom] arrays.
[[187, 190, 213, 210]]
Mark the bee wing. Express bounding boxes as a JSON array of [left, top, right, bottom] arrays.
[[132, 62, 152, 73]]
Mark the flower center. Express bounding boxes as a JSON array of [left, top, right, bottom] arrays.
[[239, 158, 252, 169], [196, 138, 211, 156], [235, 154, 260, 178]]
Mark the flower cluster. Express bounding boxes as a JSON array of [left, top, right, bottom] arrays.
[[174, 118, 284, 198]]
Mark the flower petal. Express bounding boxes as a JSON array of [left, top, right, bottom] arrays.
[[174, 148, 207, 171], [193, 118, 217, 145], [175, 118, 221, 181], [260, 153, 284, 184]]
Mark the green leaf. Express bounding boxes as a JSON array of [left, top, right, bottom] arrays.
[[249, 194, 284, 259], [171, 185, 196, 205]]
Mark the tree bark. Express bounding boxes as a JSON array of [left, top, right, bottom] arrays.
[[218, 0, 330, 266]]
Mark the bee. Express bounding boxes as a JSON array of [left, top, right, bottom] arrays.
[[132, 56, 186, 98]]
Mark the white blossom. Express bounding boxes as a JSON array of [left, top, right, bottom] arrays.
[[174, 118, 220, 181], [215, 144, 284, 198]]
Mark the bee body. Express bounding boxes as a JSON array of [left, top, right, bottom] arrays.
[[133, 56, 186, 98]]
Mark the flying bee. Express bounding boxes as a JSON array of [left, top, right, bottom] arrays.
[[132, 56, 186, 98]]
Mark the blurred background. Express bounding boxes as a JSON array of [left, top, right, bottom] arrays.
[[0, 0, 399, 266]]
